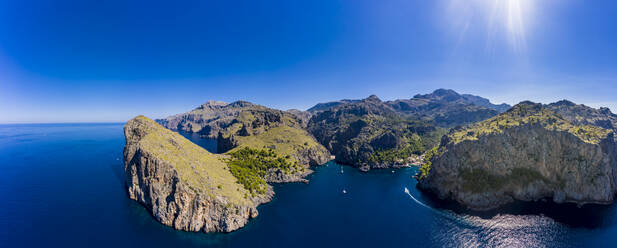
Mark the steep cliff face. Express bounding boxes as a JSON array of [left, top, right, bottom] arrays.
[[418, 102, 617, 210], [124, 116, 272, 233], [157, 100, 231, 135], [157, 101, 330, 182], [307, 95, 443, 171]]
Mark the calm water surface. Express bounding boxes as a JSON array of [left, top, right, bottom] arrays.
[[1, 123, 616, 247]]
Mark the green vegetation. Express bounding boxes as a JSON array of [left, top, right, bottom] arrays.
[[226, 147, 298, 196], [418, 146, 439, 179], [230, 126, 323, 165], [369, 135, 423, 165], [459, 167, 550, 193], [450, 102, 612, 144], [355, 115, 445, 166], [365, 115, 447, 166], [306, 95, 455, 169], [420, 127, 447, 150]]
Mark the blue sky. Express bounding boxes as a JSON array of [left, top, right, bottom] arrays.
[[1, 0, 616, 123]]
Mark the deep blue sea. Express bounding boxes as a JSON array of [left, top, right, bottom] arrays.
[[2, 123, 617, 247]]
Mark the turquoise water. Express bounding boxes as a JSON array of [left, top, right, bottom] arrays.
[[1, 123, 617, 247]]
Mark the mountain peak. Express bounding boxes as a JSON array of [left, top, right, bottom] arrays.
[[600, 107, 613, 115], [552, 100, 576, 107], [432, 89, 459, 97], [228, 101, 256, 108], [412, 89, 462, 101], [365, 94, 381, 102], [509, 101, 543, 114], [197, 100, 228, 110]]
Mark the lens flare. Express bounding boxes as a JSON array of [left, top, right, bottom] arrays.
[[445, 0, 535, 54]]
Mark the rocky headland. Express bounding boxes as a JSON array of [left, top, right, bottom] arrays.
[[123, 116, 273, 233], [418, 101, 617, 210]]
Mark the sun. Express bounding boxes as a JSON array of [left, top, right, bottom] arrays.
[[445, 0, 536, 53], [501, 0, 533, 52]]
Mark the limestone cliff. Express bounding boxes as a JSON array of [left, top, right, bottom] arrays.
[[123, 116, 272, 233], [418, 102, 617, 210]]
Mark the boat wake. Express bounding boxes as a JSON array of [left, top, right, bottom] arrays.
[[404, 187, 432, 210], [404, 187, 476, 228]]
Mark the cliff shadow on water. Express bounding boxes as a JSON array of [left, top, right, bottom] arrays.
[[178, 131, 219, 153], [415, 185, 617, 229]]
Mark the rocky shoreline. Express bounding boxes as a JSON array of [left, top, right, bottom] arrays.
[[125, 90, 617, 234]]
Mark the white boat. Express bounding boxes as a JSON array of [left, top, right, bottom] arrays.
[[343, 189, 347, 194]]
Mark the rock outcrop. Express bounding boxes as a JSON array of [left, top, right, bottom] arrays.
[[418, 102, 617, 210], [123, 116, 272, 233]]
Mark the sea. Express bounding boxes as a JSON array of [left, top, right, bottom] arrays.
[[1, 123, 617, 247]]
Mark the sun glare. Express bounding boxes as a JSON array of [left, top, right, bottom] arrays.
[[447, 0, 535, 53]]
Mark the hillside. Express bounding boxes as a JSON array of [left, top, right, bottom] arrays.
[[307, 95, 444, 171], [158, 101, 330, 182]]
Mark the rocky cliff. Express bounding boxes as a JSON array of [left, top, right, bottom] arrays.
[[124, 116, 272, 233], [307, 95, 444, 171], [418, 102, 617, 210], [157, 100, 261, 138], [157, 101, 330, 182]]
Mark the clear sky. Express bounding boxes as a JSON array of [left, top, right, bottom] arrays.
[[1, 0, 616, 123]]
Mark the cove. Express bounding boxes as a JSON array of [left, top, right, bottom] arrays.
[[1, 123, 616, 247]]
